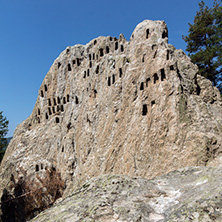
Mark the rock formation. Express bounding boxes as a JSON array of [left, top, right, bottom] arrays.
[[30, 166, 222, 222], [0, 20, 222, 221]]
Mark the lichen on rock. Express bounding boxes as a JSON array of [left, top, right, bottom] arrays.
[[30, 167, 222, 222], [0, 19, 222, 221]]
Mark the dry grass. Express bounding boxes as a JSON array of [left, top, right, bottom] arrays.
[[1, 166, 65, 221]]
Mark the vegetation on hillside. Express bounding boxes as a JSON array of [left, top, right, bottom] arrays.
[[1, 167, 65, 221], [0, 111, 9, 163], [183, 0, 222, 93]]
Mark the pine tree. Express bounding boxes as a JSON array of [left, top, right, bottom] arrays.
[[0, 111, 9, 163], [183, 0, 222, 92]]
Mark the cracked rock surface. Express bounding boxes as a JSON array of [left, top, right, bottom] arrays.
[[30, 166, 222, 222], [0, 19, 222, 220]]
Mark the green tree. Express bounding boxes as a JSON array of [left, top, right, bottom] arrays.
[[183, 0, 222, 92], [0, 111, 9, 163]]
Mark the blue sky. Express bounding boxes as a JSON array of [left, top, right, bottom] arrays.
[[0, 0, 215, 137]]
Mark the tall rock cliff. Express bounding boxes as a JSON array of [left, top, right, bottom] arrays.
[[0, 20, 222, 219]]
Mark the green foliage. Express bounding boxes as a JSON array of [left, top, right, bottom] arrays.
[[183, 0, 222, 93], [0, 111, 9, 163]]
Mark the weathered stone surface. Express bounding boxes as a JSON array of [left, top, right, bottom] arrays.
[[30, 166, 222, 222], [0, 19, 222, 220]]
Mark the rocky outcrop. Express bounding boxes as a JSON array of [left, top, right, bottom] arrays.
[[0, 20, 222, 220], [30, 166, 222, 222]]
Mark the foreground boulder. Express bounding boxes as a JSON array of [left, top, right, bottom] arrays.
[[0, 20, 222, 220], [30, 166, 222, 222]]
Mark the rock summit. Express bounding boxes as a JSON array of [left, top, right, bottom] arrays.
[[1, 20, 222, 221]]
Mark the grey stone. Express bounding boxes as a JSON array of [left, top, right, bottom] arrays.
[[30, 166, 222, 222], [0, 19, 222, 221]]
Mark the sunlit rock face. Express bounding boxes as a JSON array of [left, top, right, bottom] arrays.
[[30, 166, 222, 222], [0, 20, 222, 214]]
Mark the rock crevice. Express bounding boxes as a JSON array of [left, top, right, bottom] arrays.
[[0, 19, 222, 221]]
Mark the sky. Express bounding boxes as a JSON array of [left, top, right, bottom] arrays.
[[0, 0, 215, 137]]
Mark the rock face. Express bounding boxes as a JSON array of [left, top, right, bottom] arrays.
[[0, 20, 222, 219], [30, 166, 222, 222]]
